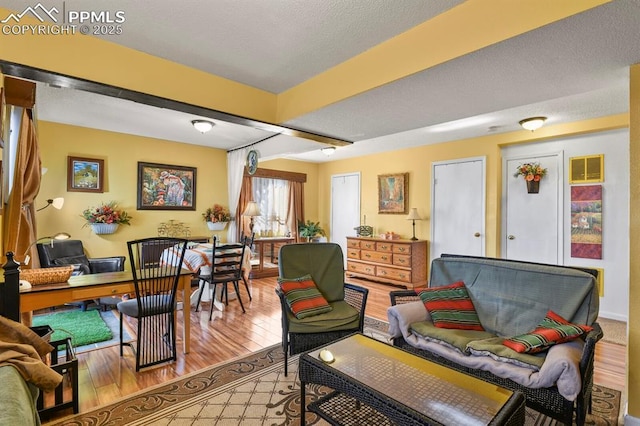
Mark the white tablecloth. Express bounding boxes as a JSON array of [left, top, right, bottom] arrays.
[[161, 243, 252, 311]]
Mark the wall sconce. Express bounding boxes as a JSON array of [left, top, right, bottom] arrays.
[[191, 119, 215, 133], [37, 197, 64, 212], [406, 208, 422, 241], [22, 232, 71, 265], [242, 201, 262, 234], [519, 116, 547, 131], [321, 147, 336, 156]]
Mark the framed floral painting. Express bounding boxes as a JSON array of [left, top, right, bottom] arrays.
[[378, 173, 408, 214], [67, 156, 105, 193], [137, 162, 196, 210]]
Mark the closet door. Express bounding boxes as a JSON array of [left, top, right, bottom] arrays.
[[431, 157, 485, 261], [331, 173, 361, 268]]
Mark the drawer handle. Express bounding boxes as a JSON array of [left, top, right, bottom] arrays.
[[111, 289, 117, 294], [398, 259, 406, 264], [381, 245, 388, 249], [381, 256, 388, 261], [365, 254, 371, 258], [400, 274, 406, 278], [398, 247, 406, 252], [380, 270, 386, 275]]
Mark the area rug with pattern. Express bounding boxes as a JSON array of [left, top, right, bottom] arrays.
[[46, 319, 621, 426]]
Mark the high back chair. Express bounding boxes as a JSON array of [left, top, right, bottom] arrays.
[[195, 235, 251, 320], [276, 242, 369, 375], [117, 237, 187, 371]]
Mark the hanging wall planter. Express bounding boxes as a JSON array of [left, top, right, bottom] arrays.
[[514, 162, 547, 195], [91, 223, 119, 235], [526, 180, 540, 194], [206, 221, 228, 231]]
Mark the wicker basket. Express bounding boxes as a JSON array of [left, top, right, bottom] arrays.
[[21, 266, 74, 285]]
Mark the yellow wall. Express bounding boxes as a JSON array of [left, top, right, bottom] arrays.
[[36, 121, 228, 258], [315, 115, 628, 257]]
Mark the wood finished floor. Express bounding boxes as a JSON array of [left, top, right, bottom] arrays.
[[41, 276, 626, 423]]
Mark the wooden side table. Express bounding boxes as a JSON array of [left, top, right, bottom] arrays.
[[249, 237, 294, 278]]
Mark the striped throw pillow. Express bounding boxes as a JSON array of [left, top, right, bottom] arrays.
[[503, 310, 593, 353], [417, 281, 484, 331], [278, 275, 333, 319]]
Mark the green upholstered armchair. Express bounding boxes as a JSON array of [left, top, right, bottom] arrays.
[[276, 243, 368, 376]]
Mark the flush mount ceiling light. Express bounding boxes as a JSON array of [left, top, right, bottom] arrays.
[[191, 119, 215, 133], [519, 116, 547, 132], [321, 147, 336, 156]]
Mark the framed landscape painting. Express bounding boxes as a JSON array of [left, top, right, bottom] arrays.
[[137, 162, 196, 210], [378, 173, 408, 214], [67, 156, 104, 193]]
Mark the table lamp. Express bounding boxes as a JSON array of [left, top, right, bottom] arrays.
[[22, 232, 71, 265], [406, 208, 422, 241], [242, 201, 261, 235]]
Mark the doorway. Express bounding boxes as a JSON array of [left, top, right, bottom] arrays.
[[331, 173, 361, 267], [431, 157, 486, 261], [502, 153, 563, 264]]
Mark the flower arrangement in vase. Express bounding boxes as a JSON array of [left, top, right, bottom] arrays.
[[514, 162, 547, 193], [81, 201, 131, 234], [203, 204, 232, 230]]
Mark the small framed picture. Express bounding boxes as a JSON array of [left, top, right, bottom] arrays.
[[137, 162, 196, 210], [67, 156, 105, 193], [378, 173, 408, 214]]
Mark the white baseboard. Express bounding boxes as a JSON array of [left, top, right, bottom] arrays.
[[598, 311, 627, 322]]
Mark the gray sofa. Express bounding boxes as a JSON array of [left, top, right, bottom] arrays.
[[387, 254, 602, 425]]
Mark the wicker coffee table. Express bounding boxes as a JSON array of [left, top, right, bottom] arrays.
[[298, 333, 525, 425]]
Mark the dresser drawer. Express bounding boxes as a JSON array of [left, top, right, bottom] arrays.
[[376, 242, 393, 252], [393, 254, 411, 267], [347, 248, 360, 259], [393, 244, 412, 255], [360, 250, 392, 264], [360, 240, 377, 250], [346, 239, 360, 249], [376, 266, 412, 283], [347, 261, 376, 275]]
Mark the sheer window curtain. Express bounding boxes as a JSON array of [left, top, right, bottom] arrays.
[[226, 148, 249, 243], [252, 178, 289, 237]]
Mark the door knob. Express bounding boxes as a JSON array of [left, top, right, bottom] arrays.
[[508, 235, 515, 240], [474, 232, 481, 237]]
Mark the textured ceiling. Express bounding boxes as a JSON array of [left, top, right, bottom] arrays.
[[2, 0, 639, 163]]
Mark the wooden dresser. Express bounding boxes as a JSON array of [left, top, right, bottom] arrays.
[[346, 237, 428, 288]]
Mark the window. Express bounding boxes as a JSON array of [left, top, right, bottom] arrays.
[[252, 177, 290, 237]]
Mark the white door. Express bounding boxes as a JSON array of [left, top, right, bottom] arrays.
[[503, 153, 563, 264], [331, 173, 361, 267], [431, 158, 485, 261]]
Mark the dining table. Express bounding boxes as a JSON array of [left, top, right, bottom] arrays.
[[161, 242, 252, 311]]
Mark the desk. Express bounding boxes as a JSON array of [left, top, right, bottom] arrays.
[[250, 237, 294, 278], [19, 270, 193, 353]]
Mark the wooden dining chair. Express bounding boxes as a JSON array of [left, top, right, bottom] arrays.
[[117, 237, 187, 371], [195, 235, 251, 320]]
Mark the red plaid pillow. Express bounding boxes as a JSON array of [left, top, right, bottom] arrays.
[[503, 310, 593, 353], [278, 275, 333, 319], [417, 281, 484, 331]]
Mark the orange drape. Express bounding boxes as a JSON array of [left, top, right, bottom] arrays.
[[287, 181, 304, 242], [2, 109, 42, 267], [236, 175, 252, 240]]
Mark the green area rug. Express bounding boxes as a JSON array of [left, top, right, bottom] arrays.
[[32, 309, 113, 347]]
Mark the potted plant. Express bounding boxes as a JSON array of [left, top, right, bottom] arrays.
[[81, 201, 132, 234], [203, 204, 232, 231], [514, 162, 547, 193], [298, 220, 326, 242]]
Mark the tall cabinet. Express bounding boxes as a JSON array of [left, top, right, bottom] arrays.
[[346, 237, 428, 288]]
